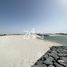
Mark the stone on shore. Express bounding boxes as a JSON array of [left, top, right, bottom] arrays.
[[31, 46, 67, 67]]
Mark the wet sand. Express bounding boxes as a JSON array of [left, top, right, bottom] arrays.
[[0, 35, 61, 67]]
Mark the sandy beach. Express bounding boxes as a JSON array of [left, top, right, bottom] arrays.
[[0, 35, 61, 67]]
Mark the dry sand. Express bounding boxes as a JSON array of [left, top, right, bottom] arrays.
[[0, 35, 61, 67]]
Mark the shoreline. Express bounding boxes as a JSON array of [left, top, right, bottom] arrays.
[[0, 35, 62, 67]]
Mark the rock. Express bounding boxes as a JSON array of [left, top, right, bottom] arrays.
[[58, 54, 67, 57], [32, 64, 47, 67], [48, 65, 54, 67], [58, 60, 64, 63], [49, 52, 59, 60], [44, 54, 48, 58], [39, 57, 46, 61], [54, 62, 64, 67], [58, 59, 67, 66], [36, 61, 43, 65], [43, 57, 53, 65]]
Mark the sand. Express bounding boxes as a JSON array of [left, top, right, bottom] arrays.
[[0, 35, 61, 67]]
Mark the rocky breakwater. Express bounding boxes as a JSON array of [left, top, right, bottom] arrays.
[[31, 46, 67, 67]]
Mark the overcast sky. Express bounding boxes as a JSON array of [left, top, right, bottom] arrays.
[[0, 0, 67, 34]]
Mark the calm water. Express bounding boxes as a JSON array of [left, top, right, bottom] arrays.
[[44, 35, 67, 45]]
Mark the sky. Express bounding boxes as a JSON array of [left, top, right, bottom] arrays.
[[0, 0, 67, 34]]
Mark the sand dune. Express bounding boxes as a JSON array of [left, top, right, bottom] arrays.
[[0, 35, 61, 67]]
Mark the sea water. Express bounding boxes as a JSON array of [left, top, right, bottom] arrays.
[[44, 35, 67, 45]]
